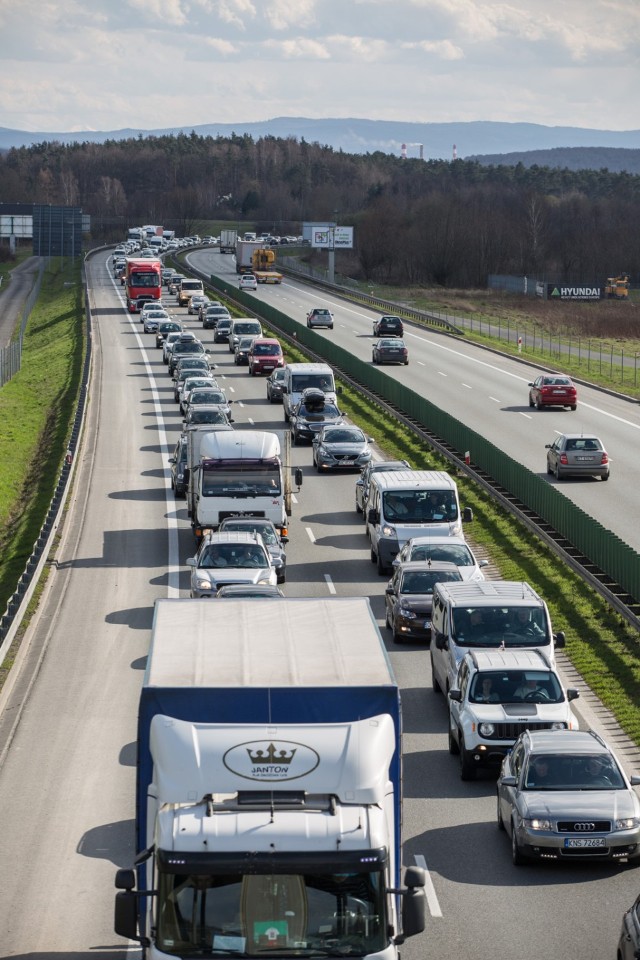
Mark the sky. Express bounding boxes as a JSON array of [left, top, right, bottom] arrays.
[[0, 0, 638, 136]]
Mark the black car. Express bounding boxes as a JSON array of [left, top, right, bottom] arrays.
[[385, 561, 462, 643], [372, 338, 409, 365], [290, 392, 344, 445], [619, 894, 640, 959], [234, 335, 256, 365], [168, 436, 188, 498], [373, 315, 404, 337], [266, 367, 286, 403], [214, 318, 232, 343]]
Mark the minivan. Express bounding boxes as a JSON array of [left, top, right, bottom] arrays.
[[430, 579, 566, 697], [282, 363, 337, 422], [228, 318, 263, 352], [366, 470, 472, 574]]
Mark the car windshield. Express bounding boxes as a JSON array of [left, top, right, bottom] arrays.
[[409, 543, 474, 565], [399, 569, 461, 594], [469, 670, 564, 704], [451, 606, 549, 648], [254, 343, 281, 355], [191, 391, 226, 405], [382, 489, 458, 523], [198, 545, 268, 568], [299, 403, 340, 421], [323, 428, 364, 443], [291, 374, 335, 392], [221, 523, 278, 545], [188, 410, 228, 424], [523, 754, 625, 790]]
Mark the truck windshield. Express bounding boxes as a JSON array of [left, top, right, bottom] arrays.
[[129, 271, 159, 286], [382, 489, 457, 523], [202, 465, 281, 497], [156, 870, 387, 958], [452, 606, 549, 648]]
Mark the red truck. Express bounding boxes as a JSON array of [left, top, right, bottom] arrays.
[[124, 258, 162, 312]]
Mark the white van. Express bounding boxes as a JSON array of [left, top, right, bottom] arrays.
[[367, 470, 472, 574], [282, 363, 337, 422], [430, 580, 566, 696]]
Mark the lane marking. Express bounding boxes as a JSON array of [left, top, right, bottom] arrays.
[[306, 527, 316, 543], [414, 854, 442, 918], [324, 574, 336, 594]]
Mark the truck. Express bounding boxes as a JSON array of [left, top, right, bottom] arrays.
[[114, 596, 426, 957], [604, 273, 630, 299], [124, 257, 163, 312], [183, 422, 234, 495], [219, 228, 237, 254], [251, 247, 283, 284], [235, 238, 264, 273], [187, 428, 301, 539], [143, 224, 164, 238]]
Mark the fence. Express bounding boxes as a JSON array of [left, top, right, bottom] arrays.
[[0, 260, 45, 387]]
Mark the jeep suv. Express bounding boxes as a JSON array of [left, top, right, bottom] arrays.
[[447, 648, 579, 780]]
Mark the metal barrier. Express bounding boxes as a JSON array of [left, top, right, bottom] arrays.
[[0, 260, 45, 388]]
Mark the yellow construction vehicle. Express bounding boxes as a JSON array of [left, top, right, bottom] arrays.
[[604, 273, 630, 299], [251, 247, 283, 283]]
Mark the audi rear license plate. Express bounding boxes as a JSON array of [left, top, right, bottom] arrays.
[[576, 456, 593, 461], [565, 837, 606, 848], [552, 389, 566, 394]]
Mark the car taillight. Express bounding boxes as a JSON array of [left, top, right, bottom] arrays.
[[601, 452, 609, 464], [560, 453, 569, 465], [541, 386, 551, 394]]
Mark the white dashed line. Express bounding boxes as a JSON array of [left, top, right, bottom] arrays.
[[306, 527, 316, 543], [324, 575, 336, 594], [414, 854, 443, 918]]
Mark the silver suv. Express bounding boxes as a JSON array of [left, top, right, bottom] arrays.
[[447, 649, 579, 780]]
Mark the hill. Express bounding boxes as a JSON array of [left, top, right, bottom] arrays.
[[470, 146, 640, 174], [1, 118, 640, 163]]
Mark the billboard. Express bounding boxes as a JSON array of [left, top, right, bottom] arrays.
[[547, 284, 602, 301], [303, 222, 354, 249]]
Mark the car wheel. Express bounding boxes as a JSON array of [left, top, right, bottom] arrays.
[[392, 627, 403, 645], [497, 794, 505, 831], [459, 738, 476, 781], [328, 325, 333, 329], [448, 722, 459, 755], [315, 460, 322, 473], [528, 394, 535, 408], [546, 458, 553, 475], [511, 821, 528, 865], [292, 431, 298, 446], [370, 547, 377, 565], [404, 360, 409, 365], [376, 551, 387, 576], [570, 405, 577, 411], [431, 654, 441, 694], [601, 472, 610, 481], [554, 462, 562, 480], [385, 606, 391, 629], [284, 410, 290, 422], [536, 397, 544, 410], [355, 498, 362, 514], [372, 355, 378, 364]]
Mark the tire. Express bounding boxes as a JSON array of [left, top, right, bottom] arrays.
[[292, 431, 298, 446], [601, 472, 610, 481], [536, 397, 543, 410], [377, 551, 386, 576], [554, 463, 562, 481], [448, 722, 459, 755], [570, 405, 577, 411], [511, 822, 528, 865], [459, 740, 476, 781], [385, 606, 391, 629], [431, 654, 441, 693], [372, 355, 378, 364], [315, 459, 322, 473], [546, 459, 553, 476], [497, 794, 505, 831], [370, 547, 377, 565], [405, 360, 409, 365], [355, 498, 362, 514]]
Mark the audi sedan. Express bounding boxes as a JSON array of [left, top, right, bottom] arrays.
[[373, 315, 404, 337], [545, 433, 610, 481], [312, 425, 374, 472], [528, 374, 577, 410], [392, 535, 489, 581], [497, 729, 640, 865], [372, 338, 409, 365], [183, 388, 233, 422], [385, 560, 462, 643], [290, 398, 344, 445]]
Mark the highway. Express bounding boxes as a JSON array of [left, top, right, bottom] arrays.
[[190, 247, 640, 553], [0, 248, 636, 959]]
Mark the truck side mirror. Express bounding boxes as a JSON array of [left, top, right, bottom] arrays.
[[294, 468, 303, 488], [554, 630, 566, 648], [114, 890, 141, 942], [367, 508, 379, 524], [400, 866, 425, 939], [435, 632, 447, 650], [448, 689, 462, 702], [462, 507, 473, 522]]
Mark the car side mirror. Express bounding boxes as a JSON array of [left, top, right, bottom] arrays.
[[385, 586, 394, 595], [630, 776, 640, 787], [500, 775, 517, 787], [545, 444, 551, 449], [567, 688, 579, 701], [462, 507, 473, 522], [554, 630, 566, 648], [448, 689, 462, 702], [186, 558, 196, 567]]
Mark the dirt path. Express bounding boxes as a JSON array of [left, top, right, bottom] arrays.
[[0, 256, 42, 348]]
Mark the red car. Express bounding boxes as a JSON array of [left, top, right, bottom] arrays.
[[248, 338, 284, 376], [528, 374, 577, 410]]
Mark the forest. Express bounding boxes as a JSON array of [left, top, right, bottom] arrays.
[[0, 132, 638, 289]]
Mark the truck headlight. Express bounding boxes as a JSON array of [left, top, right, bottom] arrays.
[[382, 523, 396, 538], [523, 818, 552, 831], [258, 577, 273, 585], [478, 722, 495, 737]]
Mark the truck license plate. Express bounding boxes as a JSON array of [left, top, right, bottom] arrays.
[[564, 837, 605, 848]]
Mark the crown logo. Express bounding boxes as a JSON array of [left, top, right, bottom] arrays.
[[247, 743, 297, 765]]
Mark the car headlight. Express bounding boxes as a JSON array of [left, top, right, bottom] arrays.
[[478, 722, 495, 737], [382, 523, 396, 537], [550, 722, 568, 730], [195, 577, 211, 590], [398, 605, 416, 619], [258, 576, 273, 585], [615, 817, 640, 831], [523, 818, 552, 831]]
